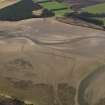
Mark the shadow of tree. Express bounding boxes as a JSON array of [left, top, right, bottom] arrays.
[[0, 0, 35, 21], [79, 12, 105, 18], [65, 12, 105, 26], [0, 0, 54, 21]]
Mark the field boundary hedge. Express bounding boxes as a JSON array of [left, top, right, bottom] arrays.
[[77, 12, 104, 26], [56, 16, 104, 31]]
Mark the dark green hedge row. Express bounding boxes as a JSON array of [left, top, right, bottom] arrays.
[[77, 12, 104, 26], [65, 12, 104, 26]]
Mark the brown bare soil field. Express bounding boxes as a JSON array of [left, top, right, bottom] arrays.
[[0, 18, 105, 105]]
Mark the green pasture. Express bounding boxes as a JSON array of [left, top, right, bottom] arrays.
[[39, 1, 71, 16], [32, 0, 72, 17], [81, 3, 105, 14], [79, 3, 105, 26], [54, 8, 71, 16], [39, 1, 67, 10]]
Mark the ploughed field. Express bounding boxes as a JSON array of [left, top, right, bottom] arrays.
[[1, 0, 105, 105], [0, 18, 105, 105]]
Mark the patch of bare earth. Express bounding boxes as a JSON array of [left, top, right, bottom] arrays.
[[0, 18, 105, 105]]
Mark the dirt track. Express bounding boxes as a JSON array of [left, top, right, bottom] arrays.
[[0, 18, 105, 105]]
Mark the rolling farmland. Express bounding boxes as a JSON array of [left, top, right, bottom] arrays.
[[0, 0, 105, 105]]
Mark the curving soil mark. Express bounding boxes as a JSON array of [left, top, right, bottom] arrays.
[[1, 30, 105, 45], [26, 36, 105, 45], [78, 65, 105, 105]]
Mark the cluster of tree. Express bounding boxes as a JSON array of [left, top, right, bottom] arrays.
[[79, 12, 105, 18], [79, 16, 104, 26]]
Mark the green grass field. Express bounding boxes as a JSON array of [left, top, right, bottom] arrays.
[[82, 3, 105, 14], [32, 0, 71, 17], [54, 8, 70, 16], [79, 3, 105, 26], [39, 1, 67, 10], [39, 1, 71, 16]]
